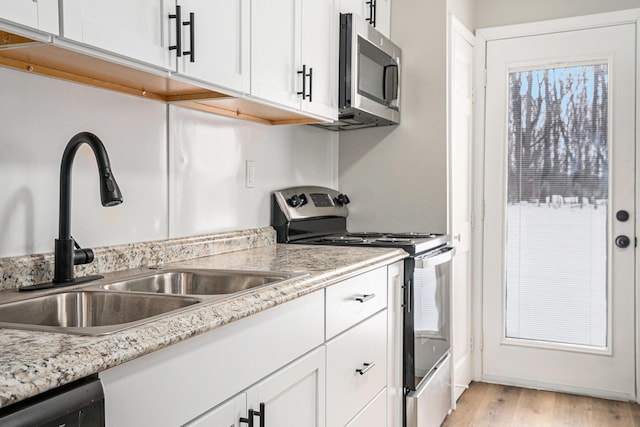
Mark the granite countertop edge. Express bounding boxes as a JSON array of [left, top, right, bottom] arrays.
[[0, 244, 407, 409]]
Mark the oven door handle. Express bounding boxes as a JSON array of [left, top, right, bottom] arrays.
[[415, 246, 455, 268]]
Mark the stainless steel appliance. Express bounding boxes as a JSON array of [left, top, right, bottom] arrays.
[[0, 376, 105, 426], [271, 186, 454, 427], [314, 13, 402, 131]]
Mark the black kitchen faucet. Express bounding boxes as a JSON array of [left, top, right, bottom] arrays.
[[21, 132, 123, 291]]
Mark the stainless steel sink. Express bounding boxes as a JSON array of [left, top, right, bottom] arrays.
[[0, 291, 201, 336], [101, 269, 297, 296]]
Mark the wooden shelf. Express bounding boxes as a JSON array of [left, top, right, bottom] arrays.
[[0, 30, 323, 126]]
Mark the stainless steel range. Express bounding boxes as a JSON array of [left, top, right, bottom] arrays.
[[271, 186, 454, 427]]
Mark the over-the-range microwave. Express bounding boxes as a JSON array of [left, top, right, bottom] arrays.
[[315, 13, 402, 131]]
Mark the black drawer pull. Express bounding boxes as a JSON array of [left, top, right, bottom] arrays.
[[356, 362, 375, 375], [355, 293, 375, 303]]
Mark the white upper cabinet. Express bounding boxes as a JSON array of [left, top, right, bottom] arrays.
[[300, 0, 338, 120], [339, 0, 390, 37], [0, 0, 59, 34], [175, 0, 250, 94], [251, 0, 338, 120], [61, 0, 174, 70], [251, 0, 300, 109]]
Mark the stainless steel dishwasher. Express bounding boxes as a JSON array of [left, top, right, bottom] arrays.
[[0, 376, 105, 426]]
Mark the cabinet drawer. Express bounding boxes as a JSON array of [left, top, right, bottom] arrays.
[[326, 310, 387, 427], [326, 267, 387, 339], [346, 388, 387, 427]]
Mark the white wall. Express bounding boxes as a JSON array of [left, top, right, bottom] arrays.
[[476, 0, 640, 28], [169, 106, 338, 237], [339, 0, 449, 233], [0, 67, 338, 258], [449, 0, 476, 30]]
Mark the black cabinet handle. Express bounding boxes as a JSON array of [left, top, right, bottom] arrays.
[[240, 403, 265, 427], [365, 0, 376, 27], [307, 67, 313, 102], [297, 65, 313, 101], [240, 409, 255, 427], [182, 12, 195, 62], [297, 64, 307, 100], [168, 5, 182, 56], [254, 403, 265, 427]]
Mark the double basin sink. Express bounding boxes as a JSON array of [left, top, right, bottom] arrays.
[[0, 269, 300, 336]]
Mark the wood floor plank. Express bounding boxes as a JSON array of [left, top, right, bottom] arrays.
[[512, 387, 556, 426], [442, 382, 640, 427], [552, 391, 593, 426]]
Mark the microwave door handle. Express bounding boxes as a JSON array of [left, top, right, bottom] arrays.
[[415, 247, 456, 268], [383, 64, 399, 104]]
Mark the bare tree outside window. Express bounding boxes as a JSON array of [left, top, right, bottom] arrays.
[[508, 65, 608, 206]]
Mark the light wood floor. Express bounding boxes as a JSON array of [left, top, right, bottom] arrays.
[[441, 382, 640, 426]]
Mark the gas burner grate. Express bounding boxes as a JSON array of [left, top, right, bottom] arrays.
[[318, 236, 366, 243], [375, 237, 415, 243], [346, 232, 385, 238], [386, 232, 436, 239]]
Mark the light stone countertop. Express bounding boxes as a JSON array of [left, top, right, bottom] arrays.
[[0, 242, 406, 409]]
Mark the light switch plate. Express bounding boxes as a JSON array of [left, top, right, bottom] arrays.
[[245, 160, 256, 188]]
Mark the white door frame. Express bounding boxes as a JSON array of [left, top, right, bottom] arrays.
[[447, 13, 475, 406], [472, 8, 640, 399]]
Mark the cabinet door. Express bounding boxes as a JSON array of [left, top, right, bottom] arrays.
[[339, 0, 390, 37], [300, 0, 338, 120], [177, 0, 250, 93], [250, 0, 301, 109], [61, 0, 174, 70], [185, 394, 247, 427], [246, 347, 325, 427], [373, 0, 390, 38], [0, 0, 58, 34], [339, 0, 367, 18]]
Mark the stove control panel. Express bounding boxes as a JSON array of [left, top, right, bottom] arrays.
[[272, 186, 349, 220]]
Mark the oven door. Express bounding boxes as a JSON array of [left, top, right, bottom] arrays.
[[403, 246, 455, 392]]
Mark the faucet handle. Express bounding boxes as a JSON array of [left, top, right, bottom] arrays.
[[70, 236, 95, 265]]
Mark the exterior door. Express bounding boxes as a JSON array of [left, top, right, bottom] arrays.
[[482, 23, 636, 399]]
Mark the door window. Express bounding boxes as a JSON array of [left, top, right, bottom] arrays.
[[505, 64, 609, 348]]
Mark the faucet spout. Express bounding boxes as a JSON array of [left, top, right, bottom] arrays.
[[54, 132, 123, 284]]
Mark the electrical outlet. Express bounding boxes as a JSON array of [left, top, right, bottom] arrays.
[[245, 160, 256, 188]]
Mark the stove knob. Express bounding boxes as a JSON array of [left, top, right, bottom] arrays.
[[335, 193, 350, 206], [288, 194, 308, 208]]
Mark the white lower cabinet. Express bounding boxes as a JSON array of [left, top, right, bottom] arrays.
[[246, 346, 325, 427], [100, 290, 324, 427], [346, 388, 387, 427], [99, 264, 400, 427], [186, 347, 325, 427], [186, 394, 247, 427]]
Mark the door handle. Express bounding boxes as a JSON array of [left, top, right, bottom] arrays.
[[615, 235, 631, 248]]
